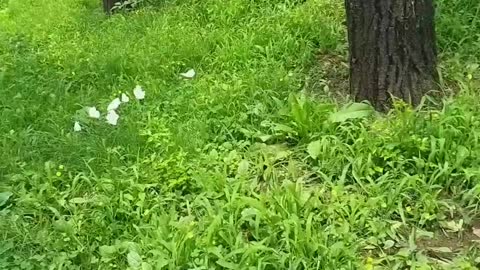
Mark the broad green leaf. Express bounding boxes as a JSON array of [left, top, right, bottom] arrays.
[[329, 103, 373, 123], [273, 124, 297, 134], [127, 250, 142, 269], [305, 212, 314, 241], [216, 259, 238, 269], [329, 242, 345, 257], [141, 262, 153, 270], [31, 254, 45, 261], [258, 134, 272, 142], [383, 240, 395, 249], [70, 197, 88, 204], [124, 194, 134, 201], [155, 260, 168, 269], [237, 160, 249, 176], [0, 192, 12, 207], [99, 245, 117, 258], [307, 140, 322, 159], [289, 94, 308, 128], [363, 245, 376, 250], [240, 197, 268, 215], [456, 145, 469, 166], [53, 219, 74, 233], [241, 207, 258, 218], [0, 241, 13, 255], [47, 206, 61, 217]]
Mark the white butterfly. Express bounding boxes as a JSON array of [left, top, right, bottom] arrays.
[[133, 85, 145, 100], [107, 98, 121, 111], [88, 107, 101, 119], [121, 93, 130, 103], [74, 121, 82, 132], [180, 69, 196, 79], [106, 110, 120, 126]]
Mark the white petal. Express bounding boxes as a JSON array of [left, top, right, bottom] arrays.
[[74, 121, 82, 132], [180, 69, 196, 79], [107, 98, 121, 111], [88, 107, 101, 119], [121, 93, 130, 103], [133, 85, 145, 100], [106, 110, 119, 126]]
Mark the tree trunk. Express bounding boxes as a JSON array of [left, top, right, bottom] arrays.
[[103, 0, 121, 14], [345, 0, 437, 110]]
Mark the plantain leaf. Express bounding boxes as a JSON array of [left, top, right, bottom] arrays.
[[329, 103, 373, 123], [0, 192, 13, 207], [307, 140, 322, 159]]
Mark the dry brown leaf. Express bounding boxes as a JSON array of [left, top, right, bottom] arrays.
[[472, 227, 480, 238]]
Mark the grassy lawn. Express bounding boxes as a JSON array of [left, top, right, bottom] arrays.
[[1, 0, 480, 269]]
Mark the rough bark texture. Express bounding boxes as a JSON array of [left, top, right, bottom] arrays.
[[345, 0, 437, 110], [103, 0, 121, 13]]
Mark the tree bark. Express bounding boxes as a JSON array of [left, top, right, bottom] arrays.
[[103, 0, 121, 14], [345, 0, 437, 111]]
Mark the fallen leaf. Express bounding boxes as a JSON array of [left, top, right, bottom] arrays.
[[106, 110, 119, 126], [133, 85, 145, 100], [472, 227, 480, 238], [440, 220, 463, 232], [121, 93, 130, 103], [427, 247, 453, 253], [107, 98, 121, 111], [88, 107, 101, 119], [180, 69, 196, 79], [73, 121, 82, 132]]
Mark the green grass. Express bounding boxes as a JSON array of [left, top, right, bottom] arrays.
[[1, 0, 480, 269]]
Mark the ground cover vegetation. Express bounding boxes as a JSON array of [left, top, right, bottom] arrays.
[[1, 0, 480, 269]]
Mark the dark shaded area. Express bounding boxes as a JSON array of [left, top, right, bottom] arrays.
[[103, 0, 121, 13]]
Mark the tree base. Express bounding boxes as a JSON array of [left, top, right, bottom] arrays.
[[103, 0, 122, 14], [345, 0, 438, 111]]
